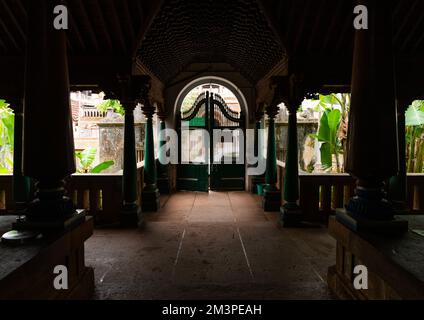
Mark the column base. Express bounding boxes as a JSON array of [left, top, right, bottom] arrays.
[[280, 203, 303, 228], [13, 209, 86, 233], [262, 187, 281, 212], [1, 229, 42, 245], [336, 208, 408, 235], [328, 216, 424, 300], [142, 187, 160, 212], [391, 200, 410, 215], [121, 203, 142, 228], [251, 175, 265, 194], [157, 176, 170, 194], [0, 216, 94, 299]]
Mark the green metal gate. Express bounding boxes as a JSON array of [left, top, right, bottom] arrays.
[[177, 91, 245, 192]]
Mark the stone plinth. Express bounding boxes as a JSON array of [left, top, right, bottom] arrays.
[[328, 216, 424, 300], [0, 215, 94, 300]]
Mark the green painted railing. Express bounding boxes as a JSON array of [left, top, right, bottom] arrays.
[[0, 162, 144, 226], [276, 161, 424, 223]]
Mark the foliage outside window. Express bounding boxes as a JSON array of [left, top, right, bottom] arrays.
[[96, 99, 124, 116], [75, 147, 114, 174], [406, 100, 424, 173], [310, 94, 350, 173], [0, 99, 14, 174]]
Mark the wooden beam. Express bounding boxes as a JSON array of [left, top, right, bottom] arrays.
[[67, 2, 87, 51], [120, 0, 136, 45], [0, 12, 20, 52], [336, 5, 354, 53], [132, 0, 165, 58], [307, 0, 328, 51], [293, 0, 312, 54], [394, 0, 419, 44], [1, 0, 25, 44], [75, 0, 99, 52], [400, 7, 424, 51], [321, 0, 345, 54], [107, 0, 127, 53], [91, 0, 113, 51]]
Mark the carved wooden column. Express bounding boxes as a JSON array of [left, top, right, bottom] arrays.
[[281, 74, 304, 227], [263, 104, 281, 211], [141, 79, 160, 212], [11, 98, 31, 212], [337, 0, 407, 232], [388, 98, 411, 213], [2, 0, 83, 242], [119, 76, 143, 227], [251, 111, 265, 193], [157, 109, 170, 194]]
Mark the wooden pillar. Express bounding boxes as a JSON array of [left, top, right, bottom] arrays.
[[280, 74, 304, 227], [265, 108, 278, 189], [2, 0, 84, 242], [141, 79, 160, 212], [388, 98, 410, 213], [254, 112, 264, 160], [157, 110, 170, 194], [12, 98, 31, 212], [263, 105, 281, 211], [119, 76, 142, 227], [251, 111, 265, 193], [337, 0, 408, 232]]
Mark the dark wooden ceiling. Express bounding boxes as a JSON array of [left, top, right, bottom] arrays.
[[137, 0, 286, 84], [0, 0, 423, 102]]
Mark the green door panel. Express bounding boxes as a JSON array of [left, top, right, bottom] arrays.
[[210, 163, 245, 191], [177, 164, 209, 192]]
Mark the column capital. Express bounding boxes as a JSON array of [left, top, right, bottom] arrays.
[[117, 74, 150, 109], [265, 105, 279, 119], [255, 110, 264, 122], [286, 74, 305, 113], [157, 104, 167, 121]]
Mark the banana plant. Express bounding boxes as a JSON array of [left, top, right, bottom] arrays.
[[405, 100, 424, 173], [0, 99, 14, 173], [310, 94, 348, 173], [75, 147, 114, 173], [311, 109, 343, 172], [96, 99, 124, 116]]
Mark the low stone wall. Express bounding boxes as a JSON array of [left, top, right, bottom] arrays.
[[98, 121, 145, 173], [275, 120, 318, 173]]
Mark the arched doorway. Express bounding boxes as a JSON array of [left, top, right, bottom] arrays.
[[176, 82, 246, 192]]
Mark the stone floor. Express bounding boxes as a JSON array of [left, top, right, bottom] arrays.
[[86, 192, 337, 300]]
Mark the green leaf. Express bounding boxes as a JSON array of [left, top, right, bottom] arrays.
[[91, 161, 114, 174], [96, 99, 124, 116], [0, 99, 9, 109], [316, 110, 330, 142], [0, 164, 9, 174], [320, 94, 338, 105], [327, 109, 341, 132], [309, 133, 319, 140], [1, 112, 14, 145], [76, 148, 97, 170], [406, 104, 424, 126], [320, 143, 332, 170]]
